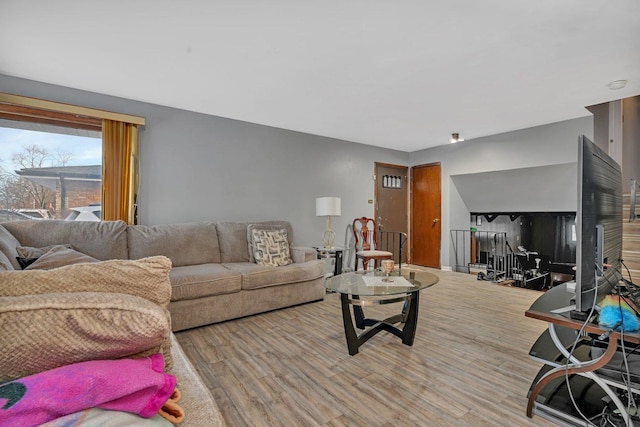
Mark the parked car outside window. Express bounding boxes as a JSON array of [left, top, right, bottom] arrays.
[[16, 209, 54, 220]]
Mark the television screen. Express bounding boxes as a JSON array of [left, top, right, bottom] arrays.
[[572, 135, 623, 318]]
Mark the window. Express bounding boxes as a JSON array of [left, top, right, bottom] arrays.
[[0, 124, 101, 221], [0, 93, 144, 223]]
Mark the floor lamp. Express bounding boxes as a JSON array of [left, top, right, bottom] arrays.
[[316, 197, 341, 248]]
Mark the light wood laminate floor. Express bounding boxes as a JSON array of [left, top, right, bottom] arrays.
[[175, 267, 557, 426]]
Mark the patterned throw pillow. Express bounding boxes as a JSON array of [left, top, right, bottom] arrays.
[[250, 229, 292, 267], [246, 224, 289, 263]]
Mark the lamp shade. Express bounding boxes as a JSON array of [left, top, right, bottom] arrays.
[[316, 197, 341, 217]]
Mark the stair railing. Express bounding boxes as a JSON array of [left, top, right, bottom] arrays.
[[378, 230, 408, 271]]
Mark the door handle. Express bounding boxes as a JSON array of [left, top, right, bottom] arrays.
[[432, 218, 440, 224]]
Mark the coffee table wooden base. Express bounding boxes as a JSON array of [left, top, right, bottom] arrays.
[[340, 291, 420, 355]]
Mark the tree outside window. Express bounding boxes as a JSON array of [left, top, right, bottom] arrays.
[[0, 127, 101, 220]]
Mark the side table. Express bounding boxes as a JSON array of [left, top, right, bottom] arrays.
[[314, 246, 343, 277]]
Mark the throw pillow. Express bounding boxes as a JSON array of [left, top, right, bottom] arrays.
[[16, 244, 73, 259], [0, 256, 174, 369], [0, 292, 171, 382], [25, 246, 98, 270], [0, 256, 172, 307], [251, 229, 293, 267], [246, 224, 289, 263]]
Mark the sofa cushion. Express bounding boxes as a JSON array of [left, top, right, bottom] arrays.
[[25, 246, 98, 270], [0, 256, 174, 370], [0, 292, 170, 382], [1, 220, 128, 260], [128, 222, 220, 266], [223, 260, 326, 290], [250, 228, 293, 267], [0, 224, 22, 269], [0, 248, 14, 271], [170, 263, 241, 301], [216, 222, 251, 263]]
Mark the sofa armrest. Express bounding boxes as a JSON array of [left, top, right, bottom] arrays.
[[290, 246, 317, 263]]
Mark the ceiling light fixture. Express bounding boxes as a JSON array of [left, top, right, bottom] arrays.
[[450, 133, 464, 144], [608, 80, 627, 90]]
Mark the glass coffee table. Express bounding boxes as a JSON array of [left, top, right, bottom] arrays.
[[326, 269, 439, 355]]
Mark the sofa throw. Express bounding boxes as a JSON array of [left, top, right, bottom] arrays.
[[0, 353, 182, 426], [0, 256, 174, 375], [250, 229, 292, 267]]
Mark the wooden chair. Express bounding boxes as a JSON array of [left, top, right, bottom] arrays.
[[352, 217, 393, 271]]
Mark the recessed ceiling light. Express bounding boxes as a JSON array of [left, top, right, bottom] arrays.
[[450, 133, 464, 143], [608, 80, 627, 90]]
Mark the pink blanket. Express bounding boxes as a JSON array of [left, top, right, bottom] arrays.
[[0, 353, 176, 427]]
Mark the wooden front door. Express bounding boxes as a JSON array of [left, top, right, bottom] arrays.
[[411, 163, 441, 268], [375, 163, 408, 264]]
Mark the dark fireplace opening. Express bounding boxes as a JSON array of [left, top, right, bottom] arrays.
[[451, 212, 577, 290]]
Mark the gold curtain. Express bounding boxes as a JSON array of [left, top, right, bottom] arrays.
[[102, 119, 139, 224]]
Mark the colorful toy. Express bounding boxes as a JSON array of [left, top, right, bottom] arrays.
[[598, 294, 640, 332]]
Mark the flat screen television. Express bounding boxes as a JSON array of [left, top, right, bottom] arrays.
[[572, 135, 623, 319]]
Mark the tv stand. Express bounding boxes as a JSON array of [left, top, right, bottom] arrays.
[[525, 284, 640, 426], [569, 309, 591, 321]]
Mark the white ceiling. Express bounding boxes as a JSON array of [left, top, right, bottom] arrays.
[[1, 1, 639, 152]]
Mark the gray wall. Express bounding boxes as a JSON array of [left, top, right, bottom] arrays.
[[0, 73, 603, 269], [408, 117, 593, 269], [0, 74, 409, 248]]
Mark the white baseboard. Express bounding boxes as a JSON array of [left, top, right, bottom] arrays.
[[441, 266, 453, 272]]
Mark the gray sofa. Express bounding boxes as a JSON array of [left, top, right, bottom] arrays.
[[0, 219, 326, 331], [0, 219, 326, 426]]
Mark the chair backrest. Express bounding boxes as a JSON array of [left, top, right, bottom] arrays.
[[352, 217, 378, 251]]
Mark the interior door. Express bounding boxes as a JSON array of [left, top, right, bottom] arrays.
[[375, 163, 408, 264], [411, 163, 441, 268]]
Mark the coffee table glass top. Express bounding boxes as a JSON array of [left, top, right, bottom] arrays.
[[326, 269, 439, 296]]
